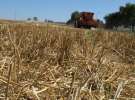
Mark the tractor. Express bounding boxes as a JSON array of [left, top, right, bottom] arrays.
[[75, 12, 98, 29]]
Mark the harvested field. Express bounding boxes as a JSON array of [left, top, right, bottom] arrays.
[[0, 23, 135, 100]]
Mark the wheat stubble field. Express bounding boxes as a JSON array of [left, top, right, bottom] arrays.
[[0, 22, 135, 100]]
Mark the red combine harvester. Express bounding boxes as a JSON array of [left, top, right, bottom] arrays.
[[75, 12, 98, 29]]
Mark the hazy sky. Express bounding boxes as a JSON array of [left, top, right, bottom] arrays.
[[0, 0, 135, 22]]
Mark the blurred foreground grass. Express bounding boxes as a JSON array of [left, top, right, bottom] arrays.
[[0, 22, 135, 100]]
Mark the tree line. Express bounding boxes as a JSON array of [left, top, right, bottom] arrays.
[[104, 3, 135, 29]]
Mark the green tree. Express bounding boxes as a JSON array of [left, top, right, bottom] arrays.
[[104, 3, 135, 29], [71, 11, 80, 21], [67, 11, 80, 25], [33, 17, 38, 21], [104, 12, 121, 28], [27, 18, 31, 21]]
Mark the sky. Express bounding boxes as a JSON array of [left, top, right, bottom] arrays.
[[0, 0, 135, 22]]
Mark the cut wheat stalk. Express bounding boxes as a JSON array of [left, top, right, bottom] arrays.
[[114, 79, 128, 99], [5, 63, 12, 100]]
